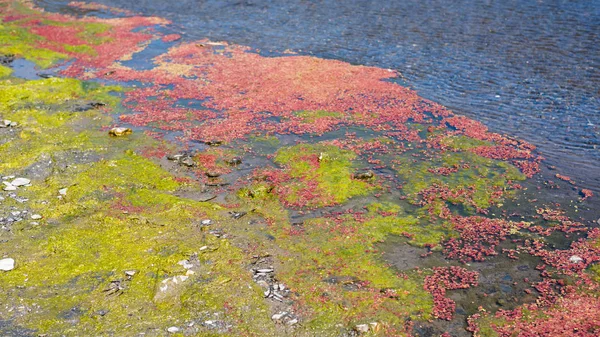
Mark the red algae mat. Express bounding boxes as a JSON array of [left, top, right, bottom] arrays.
[[1, 1, 599, 336]]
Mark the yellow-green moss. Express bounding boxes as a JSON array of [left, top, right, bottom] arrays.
[[0, 64, 12, 77], [274, 143, 375, 207], [0, 74, 275, 336], [0, 23, 68, 68], [395, 150, 525, 211]]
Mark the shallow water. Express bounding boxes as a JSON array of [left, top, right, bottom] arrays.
[[38, 0, 600, 195]]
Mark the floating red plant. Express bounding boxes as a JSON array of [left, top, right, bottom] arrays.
[[424, 266, 479, 320]]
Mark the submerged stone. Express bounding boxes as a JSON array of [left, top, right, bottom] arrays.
[[225, 157, 242, 166], [353, 170, 374, 180]]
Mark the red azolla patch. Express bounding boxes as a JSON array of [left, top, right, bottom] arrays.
[[580, 188, 593, 201], [555, 173, 575, 184], [512, 159, 540, 178], [443, 216, 529, 263], [424, 266, 479, 320], [161, 34, 181, 42], [486, 292, 600, 337]]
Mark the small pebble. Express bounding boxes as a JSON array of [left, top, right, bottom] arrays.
[[3, 184, 16, 191], [271, 312, 287, 322], [0, 258, 15, 271], [569, 255, 583, 264], [31, 214, 42, 220], [354, 324, 369, 333], [58, 188, 68, 196], [167, 326, 179, 333], [201, 219, 212, 226]]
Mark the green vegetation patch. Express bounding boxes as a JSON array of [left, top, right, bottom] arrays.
[[273, 143, 375, 208]]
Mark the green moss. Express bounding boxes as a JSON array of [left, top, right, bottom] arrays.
[[294, 110, 343, 122], [274, 143, 374, 207], [0, 78, 123, 171], [0, 64, 12, 77], [440, 135, 492, 150], [64, 44, 98, 56], [395, 150, 525, 211], [273, 214, 434, 332], [0, 23, 68, 68], [0, 74, 275, 336]]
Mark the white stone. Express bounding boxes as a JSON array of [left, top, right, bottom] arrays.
[[0, 258, 15, 271], [11, 178, 30, 187], [3, 120, 11, 127], [58, 188, 68, 195], [167, 326, 179, 333], [125, 270, 136, 276], [3, 184, 16, 191], [178, 260, 194, 269], [201, 219, 212, 226], [9, 122, 17, 127], [271, 312, 287, 321], [569, 255, 583, 264], [199, 246, 208, 251], [355, 324, 369, 333], [31, 214, 42, 220]]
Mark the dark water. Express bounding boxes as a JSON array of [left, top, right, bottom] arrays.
[[38, 0, 600, 195]]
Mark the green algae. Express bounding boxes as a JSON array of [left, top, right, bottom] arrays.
[[0, 77, 123, 171], [236, 184, 436, 334], [440, 135, 492, 151], [274, 143, 375, 207], [395, 150, 525, 211], [0, 64, 12, 77], [0, 74, 276, 336], [0, 23, 68, 69], [272, 214, 435, 333], [294, 110, 344, 123]]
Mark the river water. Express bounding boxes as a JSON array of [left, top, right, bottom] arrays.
[[38, 0, 600, 196]]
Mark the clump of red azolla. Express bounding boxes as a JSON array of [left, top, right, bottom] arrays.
[[580, 188, 593, 201], [481, 292, 600, 337], [443, 216, 528, 263], [424, 266, 479, 320], [555, 173, 575, 184]]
